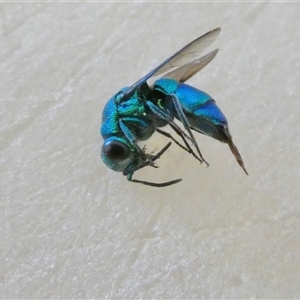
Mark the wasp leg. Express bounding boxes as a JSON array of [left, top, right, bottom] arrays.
[[156, 128, 202, 164], [118, 118, 147, 159], [169, 93, 209, 167], [124, 142, 182, 187], [146, 100, 206, 165]]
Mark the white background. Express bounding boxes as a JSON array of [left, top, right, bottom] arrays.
[[1, 2, 299, 298]]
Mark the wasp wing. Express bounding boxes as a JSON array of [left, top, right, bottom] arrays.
[[162, 49, 219, 83], [152, 29, 220, 77], [124, 27, 221, 96]]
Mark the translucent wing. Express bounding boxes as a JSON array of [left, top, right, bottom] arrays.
[[162, 49, 219, 83], [124, 27, 221, 96], [151, 29, 220, 77]]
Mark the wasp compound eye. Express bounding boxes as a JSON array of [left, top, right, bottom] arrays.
[[102, 140, 130, 161]]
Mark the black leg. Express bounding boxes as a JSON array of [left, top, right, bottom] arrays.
[[171, 94, 209, 167], [156, 127, 203, 164], [124, 142, 182, 187]]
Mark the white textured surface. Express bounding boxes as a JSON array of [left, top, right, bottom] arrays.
[[1, 2, 300, 298]]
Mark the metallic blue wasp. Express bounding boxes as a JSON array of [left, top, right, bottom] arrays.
[[101, 27, 248, 187]]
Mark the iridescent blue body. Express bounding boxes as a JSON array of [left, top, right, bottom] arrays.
[[100, 28, 248, 187], [154, 78, 228, 141]]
